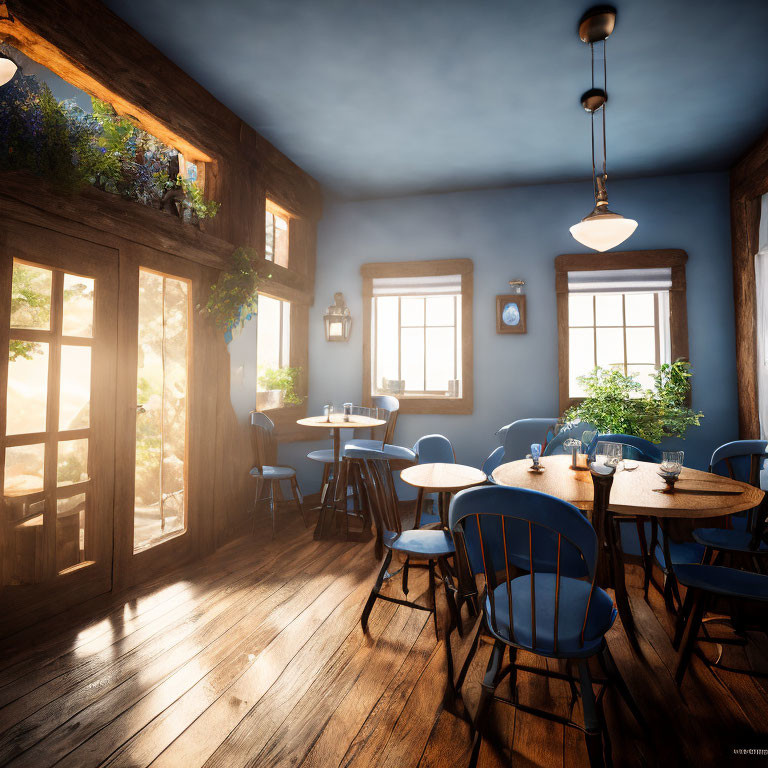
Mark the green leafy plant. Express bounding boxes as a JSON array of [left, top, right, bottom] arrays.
[[258, 366, 305, 405], [563, 361, 703, 443], [201, 247, 268, 337], [0, 63, 219, 222]]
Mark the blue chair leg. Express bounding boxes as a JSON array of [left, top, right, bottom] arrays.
[[361, 548, 393, 633], [578, 659, 605, 767], [469, 639, 504, 768], [675, 589, 708, 686]]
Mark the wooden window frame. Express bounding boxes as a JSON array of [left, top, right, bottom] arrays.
[[555, 249, 689, 414], [362, 258, 473, 415], [265, 199, 291, 268]]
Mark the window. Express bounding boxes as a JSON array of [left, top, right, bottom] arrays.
[[556, 251, 689, 412], [256, 295, 291, 409], [362, 259, 473, 415], [265, 200, 289, 267]]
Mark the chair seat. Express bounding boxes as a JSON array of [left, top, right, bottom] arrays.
[[692, 527, 768, 554], [485, 574, 616, 658], [345, 440, 416, 462], [673, 564, 768, 601], [384, 529, 455, 557], [654, 538, 705, 569], [307, 448, 336, 463], [249, 465, 296, 480]]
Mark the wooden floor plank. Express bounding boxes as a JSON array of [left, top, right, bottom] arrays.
[[0, 527, 766, 768]]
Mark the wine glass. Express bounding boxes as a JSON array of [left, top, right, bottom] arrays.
[[659, 450, 684, 489]]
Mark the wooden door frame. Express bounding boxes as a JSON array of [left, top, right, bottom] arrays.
[[112, 242, 215, 590], [0, 217, 118, 633]]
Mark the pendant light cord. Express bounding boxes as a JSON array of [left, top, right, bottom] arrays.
[[590, 42, 597, 204], [602, 39, 607, 182]]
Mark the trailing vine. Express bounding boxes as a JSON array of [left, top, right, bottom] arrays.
[[202, 247, 269, 340]]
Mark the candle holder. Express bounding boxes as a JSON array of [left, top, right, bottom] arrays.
[[528, 443, 545, 473]]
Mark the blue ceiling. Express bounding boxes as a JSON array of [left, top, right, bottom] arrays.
[[102, 0, 768, 199]]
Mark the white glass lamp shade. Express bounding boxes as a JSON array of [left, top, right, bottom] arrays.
[[0, 55, 18, 86], [570, 207, 638, 252]]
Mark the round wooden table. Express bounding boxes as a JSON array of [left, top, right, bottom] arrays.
[[491, 455, 763, 649], [401, 462, 487, 527], [297, 414, 387, 539]]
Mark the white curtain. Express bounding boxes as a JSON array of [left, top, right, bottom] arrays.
[[755, 194, 768, 439]]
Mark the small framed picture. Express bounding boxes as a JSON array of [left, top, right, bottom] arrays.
[[496, 294, 526, 334]]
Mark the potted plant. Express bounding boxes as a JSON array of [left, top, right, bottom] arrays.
[[257, 366, 305, 410], [563, 360, 703, 443]]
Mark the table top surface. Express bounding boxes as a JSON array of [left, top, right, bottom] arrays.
[[401, 462, 487, 492], [491, 454, 764, 519], [297, 414, 387, 429]]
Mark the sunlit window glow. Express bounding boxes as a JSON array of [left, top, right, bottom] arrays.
[[568, 291, 670, 398]]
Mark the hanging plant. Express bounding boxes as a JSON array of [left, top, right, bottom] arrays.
[[201, 247, 270, 341]]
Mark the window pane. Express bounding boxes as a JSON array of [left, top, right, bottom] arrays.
[[273, 214, 289, 267], [595, 328, 625, 369], [568, 294, 594, 327], [7, 341, 48, 435], [62, 273, 94, 337], [59, 346, 91, 430], [257, 296, 281, 388], [4, 443, 45, 496], [281, 302, 290, 367], [425, 327, 455, 391], [57, 493, 86, 572], [626, 327, 656, 365], [401, 327, 425, 391], [135, 270, 189, 551], [401, 297, 424, 327], [374, 297, 399, 391], [595, 294, 623, 326], [625, 293, 655, 326], [569, 328, 594, 397], [11, 261, 51, 330], [57, 438, 89, 486], [265, 212, 274, 262], [628, 364, 657, 392], [426, 296, 455, 326]]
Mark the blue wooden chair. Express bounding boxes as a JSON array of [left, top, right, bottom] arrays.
[[672, 563, 768, 685], [483, 417, 560, 476], [412, 434, 456, 527], [542, 421, 597, 456], [249, 411, 307, 536], [351, 445, 457, 642], [449, 484, 646, 768], [692, 440, 768, 565]]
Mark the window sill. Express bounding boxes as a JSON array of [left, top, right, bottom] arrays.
[[374, 396, 473, 416]]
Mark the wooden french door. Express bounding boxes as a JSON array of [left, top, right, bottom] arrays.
[[112, 244, 200, 588], [0, 220, 118, 628]]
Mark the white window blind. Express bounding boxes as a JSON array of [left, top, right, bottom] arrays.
[[755, 194, 768, 439], [372, 274, 461, 296], [568, 268, 672, 294]]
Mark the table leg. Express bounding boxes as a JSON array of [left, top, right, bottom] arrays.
[[606, 511, 642, 654], [313, 427, 341, 540]]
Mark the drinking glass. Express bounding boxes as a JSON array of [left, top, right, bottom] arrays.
[[596, 441, 622, 468], [660, 451, 684, 477]]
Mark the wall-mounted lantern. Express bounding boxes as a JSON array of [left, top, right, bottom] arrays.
[[323, 292, 352, 341]]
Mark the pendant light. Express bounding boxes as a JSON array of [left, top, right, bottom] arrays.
[[569, 6, 637, 252], [0, 53, 17, 86]]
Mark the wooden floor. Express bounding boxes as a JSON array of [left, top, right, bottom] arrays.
[[1, 513, 767, 768]]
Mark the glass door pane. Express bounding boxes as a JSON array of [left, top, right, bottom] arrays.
[[134, 269, 189, 552], [3, 258, 97, 583]]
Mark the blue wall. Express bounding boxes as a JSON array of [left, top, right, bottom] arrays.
[[279, 172, 737, 491]]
